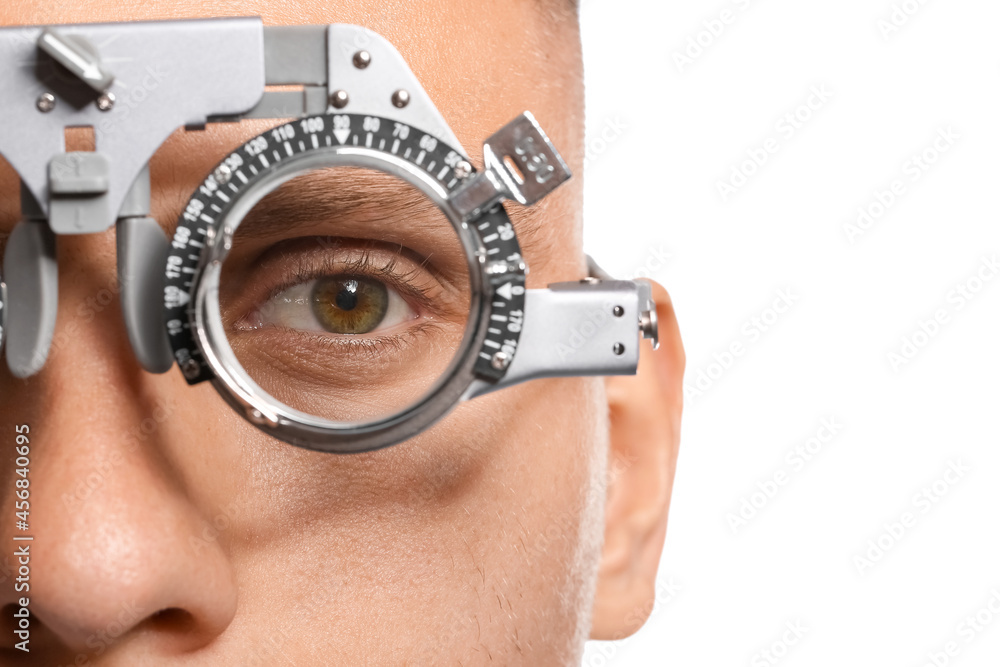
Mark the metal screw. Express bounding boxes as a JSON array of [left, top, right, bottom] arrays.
[[613, 343, 625, 356], [454, 160, 473, 179], [96, 92, 115, 111], [352, 50, 371, 69], [391, 89, 410, 108], [640, 308, 660, 350], [213, 163, 232, 185], [330, 90, 349, 109], [613, 305, 625, 317], [181, 358, 200, 380], [491, 351, 511, 371], [36, 92, 55, 113]]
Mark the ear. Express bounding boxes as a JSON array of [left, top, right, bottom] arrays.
[[590, 279, 684, 640]]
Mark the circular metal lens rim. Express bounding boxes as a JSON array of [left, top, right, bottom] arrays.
[[193, 146, 488, 453]]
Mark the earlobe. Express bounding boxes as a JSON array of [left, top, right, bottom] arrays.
[[590, 280, 684, 640]]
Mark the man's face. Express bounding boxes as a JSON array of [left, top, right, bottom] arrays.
[[0, 2, 682, 665]]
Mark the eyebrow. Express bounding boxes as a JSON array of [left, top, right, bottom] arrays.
[[233, 167, 443, 241], [224, 168, 472, 291], [227, 166, 548, 262]]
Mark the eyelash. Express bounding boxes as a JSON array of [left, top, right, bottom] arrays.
[[233, 240, 444, 353], [258, 245, 437, 315]]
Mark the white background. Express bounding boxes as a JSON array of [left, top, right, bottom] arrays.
[[580, 1, 1000, 665]]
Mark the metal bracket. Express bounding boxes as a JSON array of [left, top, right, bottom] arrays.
[[0, 17, 266, 234], [450, 111, 571, 221], [464, 280, 644, 400], [324, 24, 467, 158]]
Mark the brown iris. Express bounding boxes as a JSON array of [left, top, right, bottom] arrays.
[[311, 275, 389, 334]]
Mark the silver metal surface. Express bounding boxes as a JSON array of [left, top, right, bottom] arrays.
[[634, 280, 659, 350], [192, 146, 490, 453], [325, 24, 468, 160], [37, 29, 115, 92], [640, 306, 660, 350], [212, 164, 232, 185], [96, 92, 115, 111], [465, 281, 643, 400], [0, 17, 266, 233], [391, 89, 410, 108], [352, 50, 371, 69], [448, 169, 504, 221], [453, 160, 472, 180], [450, 112, 572, 220], [491, 351, 510, 371], [35, 92, 55, 113], [242, 87, 329, 119], [262, 25, 327, 86], [330, 90, 349, 109]]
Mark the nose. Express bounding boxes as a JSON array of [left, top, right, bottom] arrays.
[[0, 232, 238, 656]]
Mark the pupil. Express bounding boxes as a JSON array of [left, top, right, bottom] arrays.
[[335, 280, 359, 311], [310, 274, 389, 335]]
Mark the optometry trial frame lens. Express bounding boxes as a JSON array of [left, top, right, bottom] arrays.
[[165, 113, 526, 453]]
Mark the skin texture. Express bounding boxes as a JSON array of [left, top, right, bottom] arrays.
[[0, 1, 685, 664]]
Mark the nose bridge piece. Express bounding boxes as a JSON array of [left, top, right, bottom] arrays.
[[3, 187, 58, 378], [116, 175, 174, 373], [3, 165, 174, 378]]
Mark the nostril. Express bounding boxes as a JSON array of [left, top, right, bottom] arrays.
[[148, 607, 196, 633]]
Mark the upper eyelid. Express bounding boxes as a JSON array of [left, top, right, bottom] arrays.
[[220, 239, 460, 329], [263, 249, 438, 313]]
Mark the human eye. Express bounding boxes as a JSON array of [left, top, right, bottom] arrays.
[[251, 272, 411, 336], [225, 241, 458, 355], [239, 250, 420, 337]]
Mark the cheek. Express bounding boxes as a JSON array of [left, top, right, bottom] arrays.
[[464, 375, 610, 640]]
